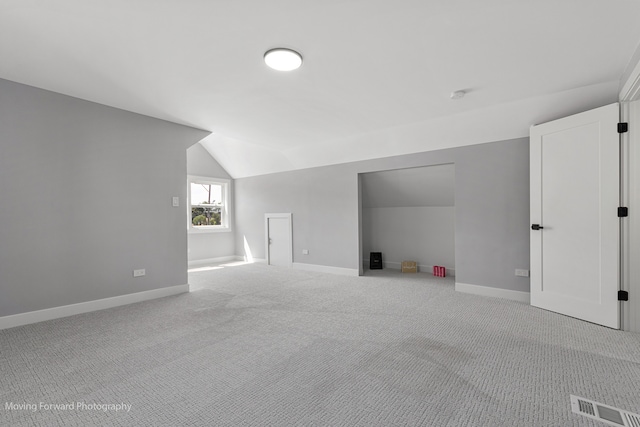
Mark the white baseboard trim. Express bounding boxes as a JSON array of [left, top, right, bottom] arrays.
[[0, 284, 189, 331], [455, 282, 530, 303], [362, 259, 455, 276], [293, 262, 359, 276], [188, 256, 242, 267]]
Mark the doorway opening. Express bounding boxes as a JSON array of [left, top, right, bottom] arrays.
[[265, 213, 293, 267], [358, 163, 455, 277]]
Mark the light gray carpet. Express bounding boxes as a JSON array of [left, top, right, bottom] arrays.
[[2, 263, 639, 426]]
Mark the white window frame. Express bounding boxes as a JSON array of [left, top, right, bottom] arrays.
[[187, 176, 231, 233]]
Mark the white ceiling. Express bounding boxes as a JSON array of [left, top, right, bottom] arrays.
[[361, 164, 455, 208], [2, 0, 639, 178]]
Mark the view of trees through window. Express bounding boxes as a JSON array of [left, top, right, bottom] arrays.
[[190, 182, 223, 227]]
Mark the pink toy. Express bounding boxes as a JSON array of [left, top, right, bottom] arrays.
[[433, 266, 446, 277]]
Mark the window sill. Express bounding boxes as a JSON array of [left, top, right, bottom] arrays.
[[188, 227, 232, 234]]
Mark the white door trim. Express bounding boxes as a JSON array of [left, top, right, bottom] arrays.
[[620, 57, 640, 102], [619, 52, 640, 332], [625, 100, 640, 332], [265, 213, 293, 267]]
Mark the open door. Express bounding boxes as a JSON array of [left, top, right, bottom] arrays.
[[530, 103, 620, 329]]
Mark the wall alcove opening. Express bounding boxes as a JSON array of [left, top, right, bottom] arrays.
[[358, 163, 455, 277]]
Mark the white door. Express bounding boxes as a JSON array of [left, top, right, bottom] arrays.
[[265, 214, 292, 267], [530, 103, 620, 329]]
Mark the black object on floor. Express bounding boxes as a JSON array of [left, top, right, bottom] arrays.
[[370, 252, 383, 269]]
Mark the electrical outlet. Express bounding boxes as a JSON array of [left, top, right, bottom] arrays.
[[133, 269, 146, 277], [515, 269, 529, 277], [302, 249, 309, 255], [172, 197, 179, 207]]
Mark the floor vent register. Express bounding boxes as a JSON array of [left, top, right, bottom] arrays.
[[571, 395, 640, 427]]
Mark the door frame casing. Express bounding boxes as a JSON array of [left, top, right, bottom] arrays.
[[620, 61, 640, 332], [264, 213, 293, 267], [621, 100, 640, 332]]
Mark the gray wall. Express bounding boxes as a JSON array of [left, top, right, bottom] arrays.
[[0, 78, 208, 317], [362, 207, 455, 271], [187, 143, 235, 262], [235, 138, 531, 292]]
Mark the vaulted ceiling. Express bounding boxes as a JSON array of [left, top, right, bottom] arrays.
[[2, 0, 639, 178]]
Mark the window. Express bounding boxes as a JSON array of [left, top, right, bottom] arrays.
[[188, 176, 230, 232]]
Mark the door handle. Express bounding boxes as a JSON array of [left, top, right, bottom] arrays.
[[531, 224, 544, 230]]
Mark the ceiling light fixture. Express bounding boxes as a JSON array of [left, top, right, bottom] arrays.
[[264, 48, 303, 71], [450, 90, 466, 100]]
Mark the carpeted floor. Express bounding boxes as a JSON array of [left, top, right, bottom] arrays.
[[1, 263, 639, 426]]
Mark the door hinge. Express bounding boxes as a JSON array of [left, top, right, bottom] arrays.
[[618, 290, 629, 301], [618, 207, 629, 217], [618, 122, 628, 133]]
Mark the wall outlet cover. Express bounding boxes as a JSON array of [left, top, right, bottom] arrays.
[[133, 269, 146, 277], [515, 269, 529, 277]]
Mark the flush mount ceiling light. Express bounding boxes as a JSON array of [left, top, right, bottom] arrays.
[[264, 48, 303, 71], [450, 90, 466, 100]]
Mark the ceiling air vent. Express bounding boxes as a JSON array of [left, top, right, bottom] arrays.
[[571, 395, 640, 426]]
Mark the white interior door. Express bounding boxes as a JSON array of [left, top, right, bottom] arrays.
[[530, 103, 620, 329], [265, 213, 292, 267]]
